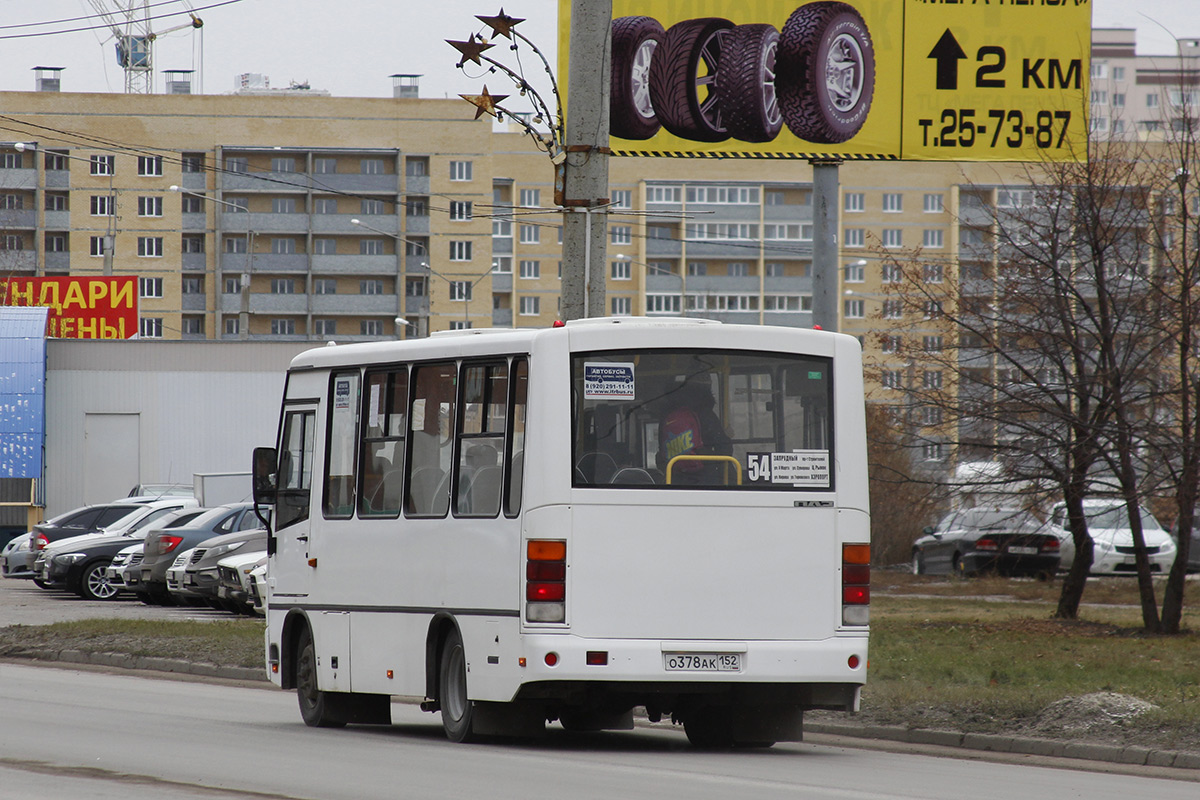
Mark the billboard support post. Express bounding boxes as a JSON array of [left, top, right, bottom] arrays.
[[810, 158, 841, 332], [560, 0, 612, 321]]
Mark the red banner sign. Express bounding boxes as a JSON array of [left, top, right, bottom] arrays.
[[0, 277, 139, 339]]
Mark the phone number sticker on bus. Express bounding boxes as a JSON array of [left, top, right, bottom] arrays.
[[747, 451, 830, 487], [583, 362, 636, 399], [664, 653, 742, 672]]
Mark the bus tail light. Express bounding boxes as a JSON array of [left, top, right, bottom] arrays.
[[842, 544, 870, 626], [526, 539, 565, 623]]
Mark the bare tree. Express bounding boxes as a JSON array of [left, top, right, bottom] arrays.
[[864, 403, 944, 567]]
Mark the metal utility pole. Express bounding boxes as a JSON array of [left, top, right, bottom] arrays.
[[560, 0, 612, 321], [810, 159, 841, 332]]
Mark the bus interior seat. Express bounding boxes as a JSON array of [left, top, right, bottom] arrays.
[[469, 465, 503, 515], [576, 451, 617, 483], [407, 466, 444, 515], [611, 467, 656, 485], [377, 468, 404, 512]]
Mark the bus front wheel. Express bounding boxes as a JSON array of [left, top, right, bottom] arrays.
[[439, 628, 478, 742], [296, 627, 347, 728]]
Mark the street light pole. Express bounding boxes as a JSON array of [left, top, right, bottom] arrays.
[[171, 185, 254, 340]]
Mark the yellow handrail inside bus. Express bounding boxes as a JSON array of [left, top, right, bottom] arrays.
[[665, 455, 742, 485]]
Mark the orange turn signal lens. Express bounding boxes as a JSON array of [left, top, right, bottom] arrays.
[[843, 544, 870, 565], [527, 540, 566, 561]]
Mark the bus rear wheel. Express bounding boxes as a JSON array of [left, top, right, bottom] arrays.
[[296, 627, 346, 728], [439, 628, 478, 742]]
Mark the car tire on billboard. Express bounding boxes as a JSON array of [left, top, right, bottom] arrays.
[[715, 23, 784, 143], [648, 17, 734, 142], [610, 16, 665, 140], [777, 2, 874, 144]]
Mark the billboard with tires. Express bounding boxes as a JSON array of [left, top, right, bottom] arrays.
[[560, 0, 1091, 161]]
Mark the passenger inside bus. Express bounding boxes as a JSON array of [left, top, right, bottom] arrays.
[[657, 378, 734, 485]]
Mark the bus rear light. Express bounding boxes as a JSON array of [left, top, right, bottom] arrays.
[[526, 539, 566, 623], [586, 651, 608, 666], [842, 543, 870, 627], [544, 652, 559, 667], [848, 655, 861, 669]]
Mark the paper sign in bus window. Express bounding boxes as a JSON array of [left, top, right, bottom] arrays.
[[747, 450, 830, 487], [584, 362, 636, 399]]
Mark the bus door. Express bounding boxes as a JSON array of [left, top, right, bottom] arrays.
[[270, 403, 318, 600]]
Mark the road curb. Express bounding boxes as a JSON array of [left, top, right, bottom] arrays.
[[806, 721, 1200, 771], [5, 647, 1199, 770]]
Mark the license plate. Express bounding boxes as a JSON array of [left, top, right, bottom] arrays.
[[663, 653, 742, 672], [1008, 546, 1038, 555]]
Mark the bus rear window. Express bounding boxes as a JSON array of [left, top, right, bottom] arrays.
[[571, 350, 833, 490]]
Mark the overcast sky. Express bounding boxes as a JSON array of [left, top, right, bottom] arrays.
[[0, 0, 1193, 101]]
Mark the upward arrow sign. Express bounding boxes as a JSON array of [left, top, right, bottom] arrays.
[[928, 29, 966, 90]]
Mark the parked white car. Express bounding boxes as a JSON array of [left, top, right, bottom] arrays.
[[1050, 499, 1177, 575]]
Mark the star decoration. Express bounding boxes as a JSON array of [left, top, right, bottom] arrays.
[[476, 8, 524, 40], [460, 85, 509, 119], [447, 34, 494, 66]]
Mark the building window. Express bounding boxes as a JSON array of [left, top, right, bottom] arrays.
[[923, 370, 944, 389], [271, 319, 297, 336], [45, 194, 67, 211], [449, 201, 473, 221], [1, 235, 23, 251], [406, 277, 427, 296], [361, 320, 385, 336], [90, 195, 115, 216], [923, 443, 944, 461], [881, 370, 902, 389], [519, 225, 541, 244], [1147, 93, 1159, 108], [687, 261, 707, 276], [492, 257, 512, 273], [844, 299, 864, 319], [646, 185, 681, 203], [360, 280, 384, 295], [225, 237, 247, 254], [181, 317, 204, 335], [224, 277, 242, 294], [406, 157, 429, 177], [271, 279, 296, 294], [492, 216, 512, 238], [271, 157, 296, 173], [881, 263, 902, 283], [225, 157, 248, 173], [314, 279, 337, 294], [361, 158, 384, 175], [646, 294, 682, 314], [923, 263, 944, 283], [922, 229, 944, 249], [137, 196, 163, 217], [766, 190, 786, 206], [360, 239, 385, 255], [450, 241, 472, 261], [844, 192, 864, 212], [882, 299, 903, 319], [845, 261, 865, 282], [1112, 93, 1126, 108], [728, 262, 749, 277], [686, 185, 759, 204], [1112, 66, 1125, 81], [923, 335, 943, 353], [519, 188, 541, 207], [449, 281, 472, 301], [224, 318, 239, 335], [765, 262, 784, 277], [90, 155, 115, 176], [314, 319, 337, 336], [45, 234, 67, 252], [405, 238, 428, 256], [0, 194, 22, 209], [181, 153, 205, 173], [519, 260, 540, 279], [137, 237, 164, 257], [450, 160, 473, 181], [182, 277, 204, 294], [611, 259, 631, 280], [226, 197, 249, 213], [273, 197, 298, 214], [314, 238, 336, 255], [449, 320, 473, 330], [139, 318, 163, 338], [89, 236, 107, 256], [844, 228, 864, 247], [611, 296, 632, 315], [519, 296, 540, 316], [44, 151, 68, 171], [924, 300, 944, 319], [881, 335, 901, 353], [137, 156, 163, 176], [313, 158, 337, 174], [314, 198, 337, 214], [882, 193, 903, 212], [882, 229, 903, 248], [611, 189, 632, 209], [181, 194, 203, 213], [360, 198, 385, 215], [139, 277, 164, 298], [923, 193, 944, 213], [271, 238, 297, 255], [611, 225, 632, 245]]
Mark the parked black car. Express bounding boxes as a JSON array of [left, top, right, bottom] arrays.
[[138, 503, 259, 604], [912, 507, 1060, 578]]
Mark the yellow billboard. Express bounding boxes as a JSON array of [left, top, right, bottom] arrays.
[[558, 0, 1090, 161]]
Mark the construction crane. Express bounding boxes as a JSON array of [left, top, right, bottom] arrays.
[[85, 1, 204, 93]]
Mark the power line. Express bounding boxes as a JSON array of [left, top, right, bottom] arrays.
[[0, 0, 242, 41]]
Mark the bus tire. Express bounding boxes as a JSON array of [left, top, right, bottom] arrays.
[[439, 628, 478, 742], [296, 627, 347, 728], [684, 706, 735, 748]]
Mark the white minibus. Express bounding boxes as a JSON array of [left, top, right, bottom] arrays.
[[253, 317, 870, 747]]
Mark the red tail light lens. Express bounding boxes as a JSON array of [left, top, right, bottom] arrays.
[[526, 540, 566, 623], [842, 543, 870, 626], [159, 535, 184, 555], [526, 582, 565, 602], [35, 533, 49, 550], [975, 538, 999, 551], [1041, 538, 1060, 552]]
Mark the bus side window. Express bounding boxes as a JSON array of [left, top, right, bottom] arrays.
[[323, 371, 360, 518], [455, 361, 507, 517], [405, 362, 456, 517], [277, 409, 315, 530], [505, 357, 528, 516], [359, 368, 408, 517]]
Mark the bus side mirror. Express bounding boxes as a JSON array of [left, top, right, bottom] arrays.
[[253, 447, 278, 505]]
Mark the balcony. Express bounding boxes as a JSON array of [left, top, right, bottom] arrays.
[[310, 254, 398, 275], [44, 210, 70, 229], [312, 174, 400, 194], [311, 294, 399, 314], [182, 252, 207, 271], [405, 295, 430, 316], [181, 294, 207, 311], [686, 275, 761, 293], [179, 173, 207, 192], [492, 237, 513, 255], [491, 272, 512, 292], [645, 238, 682, 257], [44, 251, 70, 271], [248, 253, 310, 273], [763, 203, 812, 222], [0, 169, 35, 190], [221, 172, 310, 192], [182, 212, 207, 231], [1, 251, 37, 271], [44, 170, 70, 190], [405, 175, 431, 194], [311, 214, 398, 235], [0, 210, 37, 229], [220, 212, 309, 234], [492, 308, 513, 327], [250, 293, 309, 314]]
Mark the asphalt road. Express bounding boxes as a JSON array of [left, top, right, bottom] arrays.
[[0, 572, 237, 626], [1, 661, 1197, 800]]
